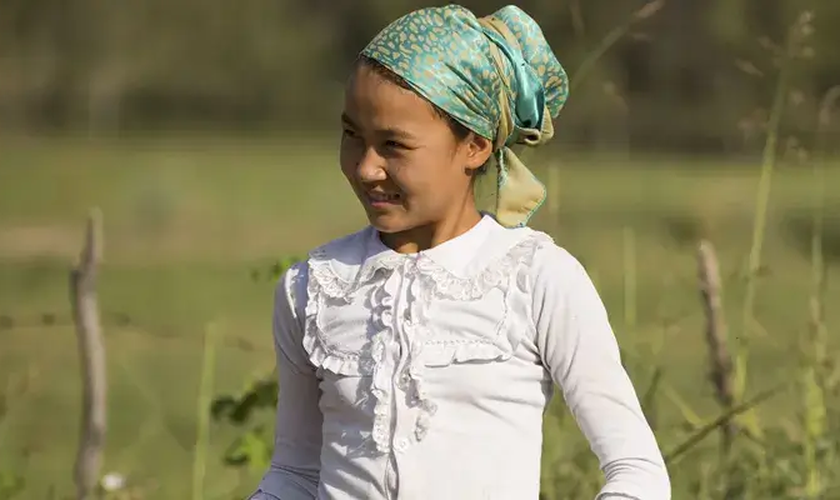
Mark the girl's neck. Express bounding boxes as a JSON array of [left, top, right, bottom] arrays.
[[380, 206, 483, 254]]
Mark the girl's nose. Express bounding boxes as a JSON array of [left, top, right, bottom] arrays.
[[357, 147, 388, 183]]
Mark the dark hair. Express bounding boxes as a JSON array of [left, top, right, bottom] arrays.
[[356, 55, 472, 142]]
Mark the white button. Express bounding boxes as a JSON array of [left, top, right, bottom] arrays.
[[395, 438, 409, 452]]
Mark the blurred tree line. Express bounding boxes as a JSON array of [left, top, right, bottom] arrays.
[[0, 0, 838, 153]]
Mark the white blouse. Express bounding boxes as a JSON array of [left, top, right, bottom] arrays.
[[250, 215, 670, 500]]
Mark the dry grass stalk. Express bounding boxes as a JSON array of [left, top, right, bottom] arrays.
[[569, 0, 667, 92], [735, 11, 814, 443], [623, 226, 637, 329], [568, 0, 585, 39], [664, 385, 782, 465], [799, 85, 840, 499], [192, 322, 220, 500], [634, 0, 666, 21], [697, 240, 736, 451], [70, 209, 107, 500], [811, 87, 840, 360]]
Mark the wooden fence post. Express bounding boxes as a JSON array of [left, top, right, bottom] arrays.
[[70, 209, 107, 500]]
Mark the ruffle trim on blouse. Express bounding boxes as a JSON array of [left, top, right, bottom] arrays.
[[302, 228, 554, 454], [304, 237, 405, 453]]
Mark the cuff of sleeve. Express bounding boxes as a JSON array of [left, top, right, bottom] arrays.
[[253, 467, 319, 500], [596, 480, 670, 500], [249, 491, 281, 500], [596, 493, 643, 500]]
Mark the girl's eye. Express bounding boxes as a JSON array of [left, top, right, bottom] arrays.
[[342, 128, 357, 138], [385, 140, 404, 149]]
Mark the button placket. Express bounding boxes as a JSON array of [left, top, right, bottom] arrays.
[[397, 366, 411, 390], [387, 257, 422, 500]]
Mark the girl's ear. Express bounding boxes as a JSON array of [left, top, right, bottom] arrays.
[[464, 133, 493, 172]]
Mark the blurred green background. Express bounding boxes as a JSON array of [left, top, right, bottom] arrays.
[[1, 0, 840, 498]]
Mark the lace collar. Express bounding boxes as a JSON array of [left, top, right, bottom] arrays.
[[308, 214, 502, 298]]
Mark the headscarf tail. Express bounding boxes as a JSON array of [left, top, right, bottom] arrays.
[[494, 114, 554, 227]]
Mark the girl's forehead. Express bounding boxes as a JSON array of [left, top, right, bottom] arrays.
[[345, 66, 439, 127]]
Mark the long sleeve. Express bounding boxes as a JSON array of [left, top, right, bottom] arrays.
[[250, 263, 324, 500], [531, 245, 671, 500]]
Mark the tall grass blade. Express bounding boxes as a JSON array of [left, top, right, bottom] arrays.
[[192, 322, 219, 500]]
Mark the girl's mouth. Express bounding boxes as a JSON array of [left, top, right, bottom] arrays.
[[366, 191, 402, 208]]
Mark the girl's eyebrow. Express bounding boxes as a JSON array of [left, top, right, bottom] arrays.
[[341, 112, 417, 141], [382, 127, 417, 141], [340, 112, 356, 127]]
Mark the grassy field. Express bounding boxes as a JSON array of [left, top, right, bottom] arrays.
[[1, 136, 839, 498]]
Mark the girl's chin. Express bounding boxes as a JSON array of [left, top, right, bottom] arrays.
[[365, 211, 415, 234]]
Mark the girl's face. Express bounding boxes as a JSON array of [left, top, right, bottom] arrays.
[[340, 63, 491, 239]]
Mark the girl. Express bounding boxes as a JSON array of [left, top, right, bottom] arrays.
[[251, 4, 670, 499]]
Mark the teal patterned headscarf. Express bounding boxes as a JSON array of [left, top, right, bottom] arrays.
[[360, 4, 568, 228]]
